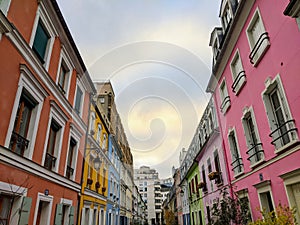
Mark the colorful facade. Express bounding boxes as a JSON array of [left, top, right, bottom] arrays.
[[0, 0, 94, 224], [207, 0, 300, 221], [78, 99, 110, 224]]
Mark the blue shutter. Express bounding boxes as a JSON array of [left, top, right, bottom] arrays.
[[54, 204, 63, 225], [18, 197, 32, 225], [69, 206, 75, 225]]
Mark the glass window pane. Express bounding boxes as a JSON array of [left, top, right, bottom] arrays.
[[33, 20, 50, 63]]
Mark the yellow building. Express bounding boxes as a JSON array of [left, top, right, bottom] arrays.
[[78, 99, 111, 224]]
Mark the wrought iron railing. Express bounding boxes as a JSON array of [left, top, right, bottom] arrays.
[[269, 119, 297, 147], [231, 71, 246, 93], [249, 32, 270, 64], [66, 165, 74, 179], [231, 157, 243, 174], [246, 143, 264, 162], [9, 131, 29, 156], [220, 96, 231, 112], [44, 153, 56, 170]]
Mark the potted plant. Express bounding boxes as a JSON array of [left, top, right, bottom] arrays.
[[208, 171, 219, 180], [197, 182, 206, 189], [102, 186, 106, 193]]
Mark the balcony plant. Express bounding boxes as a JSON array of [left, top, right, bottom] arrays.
[[197, 181, 206, 189], [102, 186, 106, 193], [95, 181, 100, 189], [208, 171, 219, 180]]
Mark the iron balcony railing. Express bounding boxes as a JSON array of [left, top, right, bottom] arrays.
[[269, 119, 297, 147], [246, 143, 264, 162], [66, 165, 74, 179], [9, 131, 30, 156], [249, 32, 270, 64], [220, 96, 231, 112], [231, 71, 246, 93], [44, 153, 57, 170], [231, 157, 243, 174]]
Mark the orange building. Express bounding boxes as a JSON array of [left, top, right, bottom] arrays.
[[0, 0, 95, 224]]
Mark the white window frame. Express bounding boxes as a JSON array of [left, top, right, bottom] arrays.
[[241, 106, 264, 167], [0, 0, 11, 15], [97, 123, 102, 144], [246, 7, 270, 66], [64, 124, 82, 181], [55, 47, 74, 99], [219, 78, 231, 114], [29, 2, 57, 71], [60, 198, 73, 225], [262, 74, 298, 153], [42, 101, 68, 173], [228, 127, 244, 177], [0, 181, 28, 225], [5, 66, 47, 160], [89, 111, 96, 135], [33, 193, 53, 225], [220, 2, 232, 31], [73, 79, 85, 117], [230, 49, 246, 95], [236, 189, 253, 221], [254, 181, 275, 214]]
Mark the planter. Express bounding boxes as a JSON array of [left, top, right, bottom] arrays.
[[208, 171, 219, 180], [102, 187, 106, 193]]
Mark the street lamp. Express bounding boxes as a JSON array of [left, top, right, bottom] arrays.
[[93, 155, 102, 170]]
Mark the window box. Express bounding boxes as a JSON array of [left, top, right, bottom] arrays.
[[208, 171, 219, 180], [101, 187, 106, 193], [95, 181, 101, 189], [87, 178, 93, 185], [197, 182, 206, 189]]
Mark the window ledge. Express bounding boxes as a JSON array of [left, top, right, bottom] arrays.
[[250, 158, 265, 169], [250, 38, 270, 67], [220, 97, 231, 114], [234, 171, 244, 179], [274, 139, 300, 155]]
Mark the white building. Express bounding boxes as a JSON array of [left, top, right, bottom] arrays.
[[134, 166, 163, 225]]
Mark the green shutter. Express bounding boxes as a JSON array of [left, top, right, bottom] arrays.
[[54, 204, 63, 225], [32, 20, 49, 63], [69, 206, 75, 225], [18, 197, 32, 225]]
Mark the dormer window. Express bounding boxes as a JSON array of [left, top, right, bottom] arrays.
[[222, 4, 232, 31]]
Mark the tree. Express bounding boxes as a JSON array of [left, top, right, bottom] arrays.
[[164, 209, 177, 225], [209, 187, 251, 225]]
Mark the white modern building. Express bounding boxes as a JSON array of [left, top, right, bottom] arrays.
[[134, 166, 164, 225]]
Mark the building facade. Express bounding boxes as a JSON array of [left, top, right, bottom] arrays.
[[0, 0, 95, 224], [207, 0, 300, 221]]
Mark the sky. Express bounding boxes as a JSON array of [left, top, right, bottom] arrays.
[[57, 0, 221, 179]]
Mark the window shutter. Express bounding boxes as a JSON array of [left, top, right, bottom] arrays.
[[32, 20, 49, 63], [18, 197, 32, 225], [54, 204, 63, 225], [69, 206, 75, 225]]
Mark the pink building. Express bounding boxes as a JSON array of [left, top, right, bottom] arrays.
[[207, 0, 300, 221]]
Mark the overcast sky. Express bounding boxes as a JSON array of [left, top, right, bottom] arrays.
[[57, 0, 221, 179]]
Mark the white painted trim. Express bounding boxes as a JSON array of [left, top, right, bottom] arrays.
[[29, 2, 57, 71], [219, 77, 231, 114], [60, 198, 73, 225], [230, 49, 246, 95], [255, 181, 275, 213], [4, 13, 88, 134], [73, 78, 85, 117], [33, 192, 53, 225], [0, 146, 81, 191], [5, 67, 47, 160], [64, 126, 81, 181], [42, 102, 67, 173], [84, 188, 107, 202], [0, 0, 11, 16], [61, 198, 73, 205]]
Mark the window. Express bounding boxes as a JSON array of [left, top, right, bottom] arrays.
[[74, 86, 83, 115], [262, 75, 297, 151], [9, 90, 37, 156], [33, 193, 53, 225], [284, 0, 300, 30], [214, 151, 223, 185], [102, 134, 107, 150], [259, 191, 274, 213], [228, 129, 244, 176], [247, 8, 270, 66], [219, 79, 231, 114], [97, 123, 102, 144], [6, 67, 46, 160], [44, 120, 60, 171], [201, 165, 208, 192], [237, 189, 252, 222], [242, 107, 264, 166], [221, 3, 232, 31], [230, 50, 246, 94], [32, 19, 50, 64], [66, 138, 76, 179], [30, 4, 56, 70], [43, 102, 67, 173], [56, 49, 73, 97], [0, 194, 13, 225]]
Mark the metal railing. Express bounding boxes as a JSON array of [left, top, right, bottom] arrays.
[[66, 166, 74, 178], [231, 71, 246, 93], [220, 96, 231, 112], [246, 143, 264, 162], [44, 153, 57, 170], [249, 32, 270, 64], [269, 119, 297, 147], [9, 132, 30, 156]]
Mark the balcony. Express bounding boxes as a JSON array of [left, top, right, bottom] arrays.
[[269, 119, 298, 151], [66, 166, 74, 179], [231, 157, 243, 176], [231, 71, 246, 94], [44, 153, 56, 170], [249, 32, 270, 66], [220, 96, 231, 114], [9, 131, 29, 156]]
